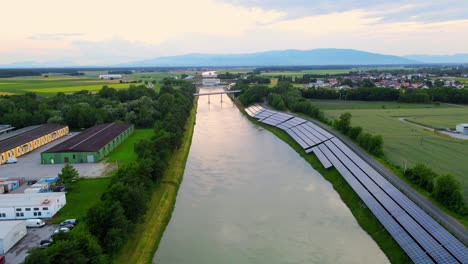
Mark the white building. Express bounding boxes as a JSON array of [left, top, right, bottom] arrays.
[[99, 74, 122, 80], [0, 220, 27, 254], [308, 80, 328, 88], [0, 193, 66, 220], [456, 124, 468, 135], [201, 71, 220, 86]]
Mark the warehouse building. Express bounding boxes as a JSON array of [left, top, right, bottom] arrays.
[[99, 74, 122, 80], [41, 122, 134, 164], [0, 124, 69, 165], [0, 220, 27, 254], [0, 192, 66, 220], [456, 123, 468, 135]]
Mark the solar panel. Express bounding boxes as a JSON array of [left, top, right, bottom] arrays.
[[291, 127, 314, 147], [299, 123, 327, 142], [295, 125, 324, 145], [285, 129, 309, 149], [329, 138, 468, 262], [311, 147, 333, 169], [303, 122, 334, 139], [317, 144, 433, 264], [325, 140, 459, 263], [276, 117, 307, 129]]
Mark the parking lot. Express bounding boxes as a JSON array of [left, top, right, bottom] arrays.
[[5, 224, 58, 264], [0, 132, 115, 184]]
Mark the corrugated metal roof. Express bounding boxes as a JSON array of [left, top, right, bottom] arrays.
[[42, 123, 132, 153], [0, 124, 67, 153]]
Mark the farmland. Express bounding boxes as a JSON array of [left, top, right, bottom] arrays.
[[319, 100, 468, 200], [0, 71, 177, 96]]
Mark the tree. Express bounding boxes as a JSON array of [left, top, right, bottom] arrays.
[[58, 163, 79, 189], [347, 126, 362, 140], [336, 112, 352, 134], [432, 175, 466, 214]]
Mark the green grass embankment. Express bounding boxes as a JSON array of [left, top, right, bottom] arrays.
[[113, 98, 198, 264], [230, 97, 410, 263]]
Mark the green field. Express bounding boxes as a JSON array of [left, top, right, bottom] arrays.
[[107, 129, 155, 165], [406, 114, 468, 129], [261, 69, 353, 77], [320, 101, 468, 200], [0, 71, 171, 96], [311, 99, 459, 110], [53, 178, 111, 223]]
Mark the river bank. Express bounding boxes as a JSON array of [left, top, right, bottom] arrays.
[[114, 97, 198, 264], [231, 98, 409, 263]]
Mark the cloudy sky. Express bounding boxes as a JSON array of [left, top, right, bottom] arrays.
[[1, 0, 467, 65]]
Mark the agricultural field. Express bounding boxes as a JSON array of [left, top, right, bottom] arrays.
[[0, 71, 172, 96], [260, 69, 353, 77], [310, 99, 458, 110], [319, 100, 468, 200]]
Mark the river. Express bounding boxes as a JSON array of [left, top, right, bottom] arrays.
[[153, 87, 388, 264]]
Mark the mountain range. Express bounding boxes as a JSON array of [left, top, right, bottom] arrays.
[[1, 49, 468, 68]]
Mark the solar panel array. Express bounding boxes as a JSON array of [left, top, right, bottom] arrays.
[[244, 105, 468, 264]]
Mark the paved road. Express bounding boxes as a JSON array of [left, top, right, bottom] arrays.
[[5, 225, 58, 264], [305, 117, 468, 245], [399, 117, 468, 140]]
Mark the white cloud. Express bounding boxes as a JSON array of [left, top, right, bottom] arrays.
[[0, 0, 467, 64]]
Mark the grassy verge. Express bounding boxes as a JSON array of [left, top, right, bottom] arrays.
[[107, 128, 155, 165], [231, 98, 410, 263], [113, 98, 198, 264], [52, 178, 111, 223]]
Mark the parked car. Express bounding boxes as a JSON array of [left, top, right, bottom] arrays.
[[40, 239, 53, 245], [59, 223, 74, 229], [5, 157, 17, 164], [62, 219, 78, 225], [25, 219, 46, 228], [0, 255, 5, 264], [53, 227, 70, 234]]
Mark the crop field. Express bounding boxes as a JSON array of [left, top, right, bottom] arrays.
[[406, 114, 468, 129], [310, 99, 458, 110], [261, 69, 353, 76], [0, 71, 168, 96], [321, 101, 468, 200]]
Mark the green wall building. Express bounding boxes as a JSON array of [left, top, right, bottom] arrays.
[[41, 123, 134, 164]]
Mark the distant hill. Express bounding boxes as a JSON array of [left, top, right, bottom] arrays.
[[120, 49, 419, 67], [404, 54, 468, 64]]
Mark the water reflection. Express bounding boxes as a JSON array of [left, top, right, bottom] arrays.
[[154, 87, 389, 264]]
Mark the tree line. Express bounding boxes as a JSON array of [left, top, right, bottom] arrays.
[[302, 86, 468, 104], [334, 112, 384, 157], [24, 82, 196, 263], [406, 164, 466, 215]]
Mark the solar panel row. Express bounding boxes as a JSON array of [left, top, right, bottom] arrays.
[[245, 104, 265, 117], [318, 143, 434, 264], [328, 138, 468, 263], [243, 106, 467, 263], [324, 141, 458, 263]]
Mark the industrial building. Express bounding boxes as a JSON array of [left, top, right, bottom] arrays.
[[0, 124, 69, 165], [456, 123, 468, 135], [41, 122, 134, 164], [99, 74, 122, 80], [0, 220, 27, 254], [0, 192, 66, 220]]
